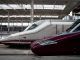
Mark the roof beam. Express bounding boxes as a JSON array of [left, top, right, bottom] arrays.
[[59, 1, 80, 18]]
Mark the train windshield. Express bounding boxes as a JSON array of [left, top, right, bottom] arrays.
[[27, 24, 38, 30], [66, 19, 80, 32]]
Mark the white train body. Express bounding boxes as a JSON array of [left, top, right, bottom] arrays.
[[0, 20, 73, 45]]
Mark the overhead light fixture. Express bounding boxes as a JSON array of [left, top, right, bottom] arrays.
[[0, 4, 66, 10], [0, 23, 31, 26], [0, 15, 59, 18]]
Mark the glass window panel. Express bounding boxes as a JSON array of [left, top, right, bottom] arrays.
[[0, 4, 11, 9]]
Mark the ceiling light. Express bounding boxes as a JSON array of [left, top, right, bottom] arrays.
[[0, 4, 66, 10], [0, 15, 59, 18]]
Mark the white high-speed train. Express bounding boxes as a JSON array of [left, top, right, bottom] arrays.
[[0, 20, 73, 46]]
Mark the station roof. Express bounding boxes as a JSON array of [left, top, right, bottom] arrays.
[[0, 0, 79, 22]]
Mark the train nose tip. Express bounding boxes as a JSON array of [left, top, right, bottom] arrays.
[[0, 38, 6, 44], [0, 41, 4, 44], [0, 38, 5, 41]]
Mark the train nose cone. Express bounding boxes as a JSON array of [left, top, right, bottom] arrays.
[[0, 37, 7, 44]]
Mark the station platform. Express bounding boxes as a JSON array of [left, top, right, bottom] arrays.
[[0, 44, 33, 55], [0, 44, 80, 60]]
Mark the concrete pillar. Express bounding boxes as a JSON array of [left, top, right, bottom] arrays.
[[8, 11, 10, 33], [31, 0, 34, 23]]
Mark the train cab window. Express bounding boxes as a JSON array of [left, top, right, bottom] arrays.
[[66, 19, 80, 32], [73, 25, 80, 32], [27, 24, 38, 30]]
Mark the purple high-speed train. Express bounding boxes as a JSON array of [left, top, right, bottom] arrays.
[[31, 19, 80, 55]]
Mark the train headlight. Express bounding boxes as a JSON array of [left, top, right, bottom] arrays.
[[40, 40, 58, 46]]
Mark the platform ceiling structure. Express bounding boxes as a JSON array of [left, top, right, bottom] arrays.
[[0, 0, 79, 22]]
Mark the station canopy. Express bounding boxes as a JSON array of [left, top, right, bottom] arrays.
[[0, 0, 79, 22]]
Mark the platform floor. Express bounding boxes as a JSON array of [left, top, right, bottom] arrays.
[[0, 44, 80, 60], [0, 44, 33, 55]]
